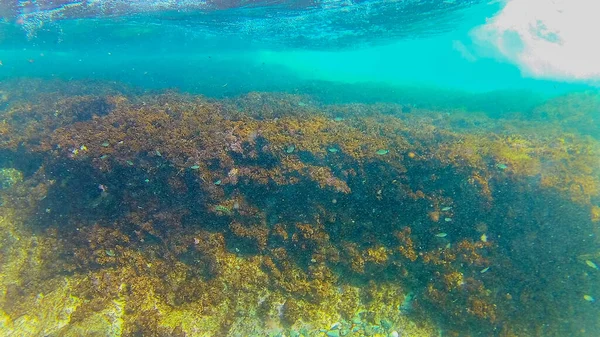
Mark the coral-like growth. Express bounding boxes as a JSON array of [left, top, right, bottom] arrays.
[[0, 79, 598, 336], [395, 227, 418, 262], [592, 205, 600, 222]]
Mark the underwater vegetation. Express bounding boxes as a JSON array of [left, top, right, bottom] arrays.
[[0, 79, 599, 336]]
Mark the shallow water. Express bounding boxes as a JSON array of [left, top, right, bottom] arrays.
[[0, 1, 599, 336]]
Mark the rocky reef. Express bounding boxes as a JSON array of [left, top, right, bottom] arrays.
[[0, 79, 598, 336]]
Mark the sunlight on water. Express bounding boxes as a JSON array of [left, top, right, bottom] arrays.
[[472, 0, 600, 82]]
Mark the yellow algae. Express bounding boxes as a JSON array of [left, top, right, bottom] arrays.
[[492, 138, 541, 176], [0, 168, 23, 189], [443, 271, 465, 290], [0, 82, 599, 337], [592, 206, 600, 222], [0, 209, 42, 307], [0, 279, 83, 337], [365, 246, 390, 264], [59, 296, 124, 337]]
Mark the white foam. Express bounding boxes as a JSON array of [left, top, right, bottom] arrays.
[[471, 0, 600, 82]]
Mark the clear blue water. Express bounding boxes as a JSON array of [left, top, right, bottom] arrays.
[[0, 0, 594, 99]]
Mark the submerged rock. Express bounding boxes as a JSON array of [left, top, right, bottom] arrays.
[[0, 168, 23, 189]]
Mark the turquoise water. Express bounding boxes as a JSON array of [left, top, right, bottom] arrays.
[[0, 0, 594, 99], [0, 1, 599, 336]]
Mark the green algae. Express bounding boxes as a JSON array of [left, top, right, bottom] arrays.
[[0, 168, 22, 190]]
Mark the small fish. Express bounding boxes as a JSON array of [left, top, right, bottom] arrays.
[[480, 267, 490, 274], [435, 233, 448, 238], [376, 149, 389, 155], [105, 249, 115, 257], [126, 160, 134, 166], [496, 163, 508, 170], [444, 217, 452, 222], [214, 205, 232, 215], [584, 295, 595, 302], [214, 180, 222, 185], [585, 260, 599, 270], [190, 165, 200, 170], [101, 141, 110, 147], [285, 145, 295, 153], [441, 206, 452, 211], [333, 117, 344, 122], [328, 147, 339, 153]]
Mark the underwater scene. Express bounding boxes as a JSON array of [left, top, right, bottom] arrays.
[[0, 0, 599, 336]]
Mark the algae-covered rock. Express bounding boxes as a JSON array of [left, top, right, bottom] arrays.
[[0, 168, 22, 190]]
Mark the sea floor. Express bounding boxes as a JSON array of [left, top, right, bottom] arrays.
[[0, 79, 598, 336]]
